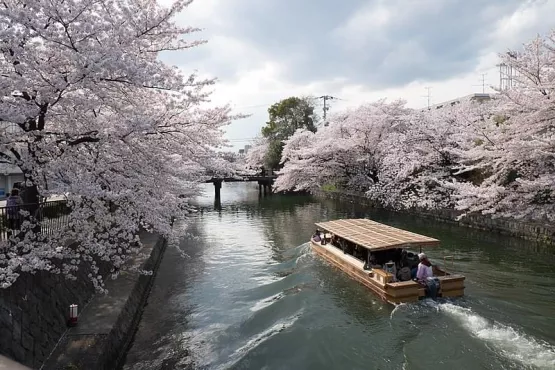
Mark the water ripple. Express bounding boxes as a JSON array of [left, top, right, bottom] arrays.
[[216, 312, 303, 370]]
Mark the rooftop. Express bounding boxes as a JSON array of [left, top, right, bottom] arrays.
[[423, 92, 495, 111], [315, 218, 439, 251]]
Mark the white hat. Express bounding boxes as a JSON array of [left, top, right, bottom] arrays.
[[418, 253, 427, 261]]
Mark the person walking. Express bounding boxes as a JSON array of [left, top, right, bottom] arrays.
[[6, 188, 23, 234]]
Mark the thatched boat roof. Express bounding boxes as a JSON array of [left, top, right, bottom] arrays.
[[315, 218, 439, 251]]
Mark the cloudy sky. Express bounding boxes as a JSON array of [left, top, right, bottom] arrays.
[[162, 0, 555, 150]]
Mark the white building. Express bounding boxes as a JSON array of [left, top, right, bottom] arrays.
[[0, 163, 23, 200], [422, 93, 494, 112], [0, 122, 24, 199]]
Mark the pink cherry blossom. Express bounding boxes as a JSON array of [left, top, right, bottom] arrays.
[[0, 0, 236, 290], [275, 29, 555, 223]]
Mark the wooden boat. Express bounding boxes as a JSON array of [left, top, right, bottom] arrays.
[[310, 219, 465, 305]]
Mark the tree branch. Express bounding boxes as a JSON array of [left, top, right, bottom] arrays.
[[67, 136, 100, 146]]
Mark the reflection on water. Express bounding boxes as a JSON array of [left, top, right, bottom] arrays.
[[124, 183, 555, 370]]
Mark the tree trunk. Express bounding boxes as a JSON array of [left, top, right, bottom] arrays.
[[22, 180, 41, 234]]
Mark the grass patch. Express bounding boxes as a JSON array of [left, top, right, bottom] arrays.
[[320, 183, 338, 192]]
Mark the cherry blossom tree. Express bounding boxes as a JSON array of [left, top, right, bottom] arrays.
[[272, 129, 318, 191], [274, 95, 507, 213], [0, 0, 235, 290], [244, 136, 269, 172], [368, 98, 499, 210], [275, 99, 410, 193], [273, 30, 555, 226], [450, 31, 555, 221], [211, 150, 250, 177]]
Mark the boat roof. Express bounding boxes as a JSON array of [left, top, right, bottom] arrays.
[[315, 218, 439, 251]]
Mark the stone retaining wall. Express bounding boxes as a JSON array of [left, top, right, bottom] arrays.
[[0, 233, 167, 369], [0, 247, 98, 369], [316, 190, 555, 245]]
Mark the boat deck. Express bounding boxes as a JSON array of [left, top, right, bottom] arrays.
[[317, 239, 366, 270], [311, 238, 465, 304]]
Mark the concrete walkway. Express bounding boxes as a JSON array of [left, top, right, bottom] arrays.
[[0, 355, 31, 369]]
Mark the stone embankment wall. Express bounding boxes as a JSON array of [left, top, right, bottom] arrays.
[[0, 250, 98, 369], [317, 190, 555, 245], [0, 233, 167, 369]]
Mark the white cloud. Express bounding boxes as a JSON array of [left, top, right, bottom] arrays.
[[165, 0, 555, 150], [159, 0, 219, 22], [332, 5, 391, 49], [331, 0, 447, 50], [493, 2, 539, 41], [379, 40, 428, 71], [489, 0, 555, 50]]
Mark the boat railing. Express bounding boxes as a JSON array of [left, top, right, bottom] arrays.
[[443, 255, 455, 269]]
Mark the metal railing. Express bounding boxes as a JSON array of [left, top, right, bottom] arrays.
[[0, 200, 70, 241], [443, 255, 455, 269]]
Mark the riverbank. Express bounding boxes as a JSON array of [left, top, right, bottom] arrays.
[[315, 190, 555, 246], [41, 233, 167, 370]]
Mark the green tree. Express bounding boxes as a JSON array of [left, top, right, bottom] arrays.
[[261, 96, 318, 169]]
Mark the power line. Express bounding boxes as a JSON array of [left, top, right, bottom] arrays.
[[233, 103, 271, 109], [232, 96, 348, 112]]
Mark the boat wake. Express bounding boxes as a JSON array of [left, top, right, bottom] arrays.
[[280, 242, 314, 267], [295, 246, 314, 266], [390, 303, 408, 320], [216, 312, 302, 370], [439, 303, 555, 369], [250, 274, 287, 287], [250, 292, 285, 312]]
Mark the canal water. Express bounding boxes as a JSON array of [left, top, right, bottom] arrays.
[[123, 183, 555, 370]]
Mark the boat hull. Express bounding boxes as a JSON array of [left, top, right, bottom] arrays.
[[311, 241, 465, 305]]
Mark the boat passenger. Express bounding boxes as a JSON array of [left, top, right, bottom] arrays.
[[312, 230, 322, 242], [417, 253, 439, 299], [416, 253, 433, 282], [397, 265, 412, 281]]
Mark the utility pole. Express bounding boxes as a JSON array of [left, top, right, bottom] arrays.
[[422, 87, 432, 110], [473, 73, 488, 93], [317, 95, 337, 124]]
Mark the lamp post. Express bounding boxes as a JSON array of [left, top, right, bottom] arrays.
[[68, 304, 78, 327]]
